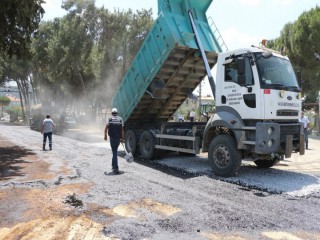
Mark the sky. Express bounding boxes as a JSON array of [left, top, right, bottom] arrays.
[[42, 0, 319, 96], [42, 0, 319, 50]]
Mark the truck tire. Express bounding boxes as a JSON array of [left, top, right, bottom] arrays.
[[208, 135, 241, 177], [125, 130, 138, 155], [139, 130, 155, 160], [254, 157, 280, 168]]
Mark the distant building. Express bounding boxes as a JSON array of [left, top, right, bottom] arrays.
[[0, 80, 33, 106], [200, 95, 214, 105], [0, 80, 20, 99], [5, 95, 21, 106]]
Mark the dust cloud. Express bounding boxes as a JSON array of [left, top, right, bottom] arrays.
[[30, 70, 122, 137]]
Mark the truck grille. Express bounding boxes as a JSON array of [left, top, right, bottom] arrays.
[[277, 110, 299, 116]]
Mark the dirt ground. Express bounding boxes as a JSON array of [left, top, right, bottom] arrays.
[[1, 124, 320, 240], [0, 136, 102, 239]]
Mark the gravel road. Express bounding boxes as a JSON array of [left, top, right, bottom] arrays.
[[0, 124, 320, 240]]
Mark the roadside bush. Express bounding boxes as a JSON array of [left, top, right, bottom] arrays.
[[0, 96, 10, 116], [6, 106, 22, 122]]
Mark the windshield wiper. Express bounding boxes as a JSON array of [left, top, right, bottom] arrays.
[[266, 84, 300, 92], [267, 83, 287, 90], [286, 86, 301, 92]]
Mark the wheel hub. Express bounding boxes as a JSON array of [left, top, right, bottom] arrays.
[[213, 145, 230, 168]]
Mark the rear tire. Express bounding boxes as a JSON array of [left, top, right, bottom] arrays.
[[208, 135, 241, 177], [139, 130, 155, 160], [125, 130, 138, 155]]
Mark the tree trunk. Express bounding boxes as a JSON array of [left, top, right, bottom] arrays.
[[74, 65, 89, 118], [16, 78, 31, 124], [16, 81, 25, 122]]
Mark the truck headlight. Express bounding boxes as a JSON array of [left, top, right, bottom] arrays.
[[268, 139, 273, 147], [267, 127, 273, 135], [279, 90, 285, 98]]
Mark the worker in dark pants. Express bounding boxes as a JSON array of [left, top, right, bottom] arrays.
[[104, 108, 124, 174], [41, 114, 55, 150], [299, 111, 311, 149]]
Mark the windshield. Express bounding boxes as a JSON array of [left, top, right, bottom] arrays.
[[255, 52, 300, 92]]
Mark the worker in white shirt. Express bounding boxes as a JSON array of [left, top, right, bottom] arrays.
[[299, 111, 311, 149]]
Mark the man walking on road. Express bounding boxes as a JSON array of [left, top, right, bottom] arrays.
[[41, 115, 55, 150], [104, 108, 124, 174], [299, 111, 311, 149], [189, 109, 196, 122]]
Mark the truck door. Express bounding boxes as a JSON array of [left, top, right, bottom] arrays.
[[221, 55, 262, 119]]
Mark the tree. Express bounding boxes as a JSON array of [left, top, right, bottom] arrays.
[[2, 55, 33, 122], [94, 8, 153, 98], [29, 2, 154, 122], [0, 96, 10, 114], [31, 20, 60, 104], [268, 6, 320, 100], [0, 0, 45, 58], [47, 1, 98, 117]]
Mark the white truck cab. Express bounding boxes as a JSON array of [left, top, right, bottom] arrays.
[[203, 46, 304, 177], [216, 47, 301, 120]]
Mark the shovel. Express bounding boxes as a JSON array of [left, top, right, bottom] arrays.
[[121, 142, 134, 163]]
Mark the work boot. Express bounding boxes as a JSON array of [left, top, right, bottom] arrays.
[[43, 144, 45, 151], [49, 144, 52, 150]]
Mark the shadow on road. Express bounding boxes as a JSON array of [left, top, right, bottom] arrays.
[[117, 150, 202, 180], [0, 146, 35, 180]]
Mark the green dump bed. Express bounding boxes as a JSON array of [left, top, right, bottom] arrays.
[[112, 0, 222, 125]]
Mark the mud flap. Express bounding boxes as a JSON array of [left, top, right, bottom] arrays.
[[299, 134, 305, 155], [285, 135, 292, 158]]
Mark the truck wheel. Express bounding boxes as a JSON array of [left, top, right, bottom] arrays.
[[254, 157, 280, 168], [208, 135, 241, 177], [125, 130, 137, 155], [139, 130, 155, 160]]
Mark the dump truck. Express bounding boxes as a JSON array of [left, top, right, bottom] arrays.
[[112, 0, 304, 177]]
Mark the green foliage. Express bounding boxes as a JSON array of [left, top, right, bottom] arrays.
[[2, 1, 154, 120], [0, 96, 10, 107], [267, 6, 320, 100], [30, 3, 153, 118], [0, 0, 45, 58], [303, 90, 320, 110], [0, 55, 5, 82], [1, 54, 33, 121], [6, 106, 22, 122]]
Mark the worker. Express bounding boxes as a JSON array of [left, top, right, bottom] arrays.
[[189, 109, 196, 122], [104, 108, 124, 174], [299, 111, 311, 149], [41, 114, 55, 150]]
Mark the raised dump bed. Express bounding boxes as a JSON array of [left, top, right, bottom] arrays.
[[112, 0, 222, 125]]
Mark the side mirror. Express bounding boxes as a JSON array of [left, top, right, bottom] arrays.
[[223, 58, 233, 65], [256, 51, 273, 61], [261, 51, 272, 59]]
